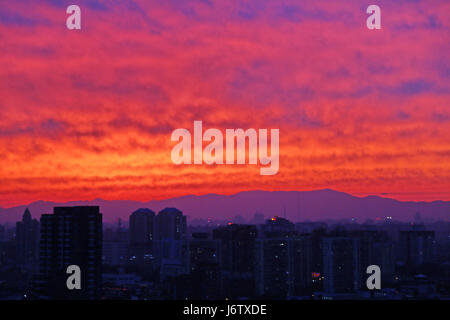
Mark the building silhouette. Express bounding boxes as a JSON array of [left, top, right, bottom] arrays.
[[1, 204, 442, 300], [34, 206, 102, 300], [156, 208, 188, 281], [15, 208, 39, 272], [156, 208, 186, 241], [255, 238, 291, 297], [322, 237, 359, 295], [128, 208, 156, 268], [187, 232, 221, 299], [291, 236, 312, 294], [255, 232, 312, 297], [130, 208, 156, 243], [213, 224, 257, 298]]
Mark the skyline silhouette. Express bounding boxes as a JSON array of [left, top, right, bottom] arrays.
[[1, 204, 448, 300]]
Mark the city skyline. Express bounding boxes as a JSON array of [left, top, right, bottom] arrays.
[[1, 205, 447, 300], [0, 0, 449, 307]]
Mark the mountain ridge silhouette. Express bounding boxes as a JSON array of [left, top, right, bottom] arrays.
[[0, 189, 448, 224]]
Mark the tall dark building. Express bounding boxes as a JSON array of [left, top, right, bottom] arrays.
[[187, 232, 221, 299], [189, 233, 220, 272], [310, 227, 327, 292], [156, 208, 188, 280], [255, 236, 312, 298], [322, 237, 359, 295], [156, 208, 187, 241], [15, 208, 40, 270], [255, 238, 291, 298], [349, 230, 395, 287], [213, 224, 257, 274], [372, 241, 395, 283], [291, 236, 312, 294], [399, 230, 436, 267], [213, 224, 257, 298], [129, 208, 156, 244], [128, 208, 156, 268], [35, 206, 102, 300]]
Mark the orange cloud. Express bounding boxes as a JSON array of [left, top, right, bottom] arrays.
[[0, 0, 449, 207]]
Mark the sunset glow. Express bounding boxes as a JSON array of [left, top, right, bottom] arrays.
[[0, 0, 449, 207]]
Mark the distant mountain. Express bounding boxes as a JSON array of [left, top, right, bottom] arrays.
[[0, 189, 448, 224]]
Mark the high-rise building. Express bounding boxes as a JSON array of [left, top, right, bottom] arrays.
[[15, 208, 40, 270], [255, 238, 291, 298], [291, 236, 312, 294], [310, 227, 327, 292], [213, 224, 257, 274], [399, 230, 436, 267], [156, 208, 188, 280], [213, 224, 257, 298], [348, 230, 395, 287], [129, 208, 156, 244], [322, 237, 359, 294], [128, 208, 156, 267], [372, 241, 395, 283], [189, 233, 220, 267], [255, 236, 312, 298], [187, 232, 221, 299], [35, 206, 102, 300], [156, 208, 187, 241]]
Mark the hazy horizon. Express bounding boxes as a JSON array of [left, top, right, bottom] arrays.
[[1, 188, 448, 224]]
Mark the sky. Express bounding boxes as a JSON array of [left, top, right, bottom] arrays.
[[0, 0, 449, 207]]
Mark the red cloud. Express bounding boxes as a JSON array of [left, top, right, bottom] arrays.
[[0, 0, 448, 206]]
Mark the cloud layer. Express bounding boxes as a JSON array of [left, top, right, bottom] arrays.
[[0, 0, 449, 206]]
